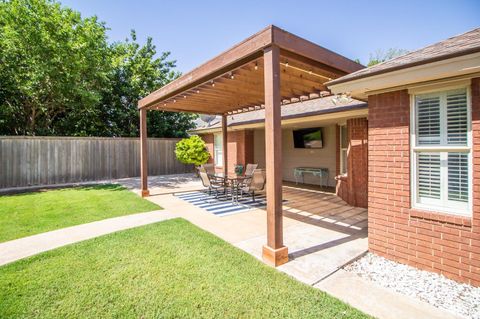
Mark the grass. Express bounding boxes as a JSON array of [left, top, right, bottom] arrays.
[[0, 184, 160, 243], [0, 218, 370, 318]]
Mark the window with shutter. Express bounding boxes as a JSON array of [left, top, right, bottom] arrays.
[[417, 153, 440, 200], [447, 92, 468, 145], [412, 87, 471, 215], [416, 96, 440, 145], [448, 153, 468, 202]]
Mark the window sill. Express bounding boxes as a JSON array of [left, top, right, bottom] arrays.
[[409, 209, 472, 227]]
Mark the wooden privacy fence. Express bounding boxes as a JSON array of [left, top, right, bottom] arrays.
[[0, 136, 193, 189]]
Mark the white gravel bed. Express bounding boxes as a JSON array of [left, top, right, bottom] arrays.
[[344, 253, 480, 319]]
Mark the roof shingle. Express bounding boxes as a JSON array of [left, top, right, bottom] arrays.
[[192, 96, 367, 131]]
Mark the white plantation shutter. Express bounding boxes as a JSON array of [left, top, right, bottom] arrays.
[[416, 96, 441, 145], [413, 87, 471, 215], [447, 91, 468, 145], [448, 153, 469, 202], [417, 153, 441, 199]]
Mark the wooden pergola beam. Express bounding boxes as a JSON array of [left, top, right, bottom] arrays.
[[139, 108, 149, 197], [222, 115, 228, 176], [262, 45, 288, 266]]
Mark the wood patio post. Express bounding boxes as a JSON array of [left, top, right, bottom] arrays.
[[262, 45, 288, 266], [140, 108, 150, 197], [222, 114, 228, 176]]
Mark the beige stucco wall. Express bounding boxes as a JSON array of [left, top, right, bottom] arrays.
[[253, 124, 337, 187]]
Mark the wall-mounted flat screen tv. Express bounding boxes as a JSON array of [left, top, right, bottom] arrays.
[[293, 128, 323, 149]]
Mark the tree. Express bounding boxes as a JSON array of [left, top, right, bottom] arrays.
[[175, 136, 210, 166], [0, 0, 197, 137], [367, 48, 409, 67], [100, 31, 197, 137], [0, 0, 110, 136]]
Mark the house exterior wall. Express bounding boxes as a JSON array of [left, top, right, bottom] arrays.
[[336, 118, 368, 208], [202, 134, 215, 165], [368, 79, 480, 286], [253, 125, 337, 187], [200, 130, 254, 174]]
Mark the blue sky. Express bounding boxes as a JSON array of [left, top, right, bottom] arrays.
[[61, 0, 479, 73]]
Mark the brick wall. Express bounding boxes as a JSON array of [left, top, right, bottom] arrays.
[[200, 130, 254, 173], [336, 118, 368, 208], [368, 80, 480, 286], [202, 134, 214, 165]]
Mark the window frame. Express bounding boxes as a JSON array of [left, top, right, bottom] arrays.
[[410, 84, 472, 216], [213, 133, 223, 167], [339, 124, 348, 175]]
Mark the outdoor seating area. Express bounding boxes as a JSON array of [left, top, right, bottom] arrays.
[[198, 163, 266, 203]]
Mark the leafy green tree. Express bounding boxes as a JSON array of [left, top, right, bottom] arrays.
[[0, 0, 197, 137], [0, 0, 110, 135], [101, 31, 197, 137], [175, 136, 210, 166], [367, 48, 409, 67]]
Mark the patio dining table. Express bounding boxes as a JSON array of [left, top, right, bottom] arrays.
[[208, 173, 250, 203]]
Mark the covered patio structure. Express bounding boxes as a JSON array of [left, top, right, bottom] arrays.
[[138, 25, 364, 266]]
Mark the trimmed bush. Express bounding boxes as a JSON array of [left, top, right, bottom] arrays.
[[175, 135, 210, 166]]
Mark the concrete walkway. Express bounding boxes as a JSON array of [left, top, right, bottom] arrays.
[[0, 210, 173, 266]]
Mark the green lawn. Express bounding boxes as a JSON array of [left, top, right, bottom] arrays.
[[0, 184, 160, 243], [0, 219, 369, 318]]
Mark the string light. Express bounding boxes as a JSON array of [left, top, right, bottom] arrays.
[[254, 62, 258, 70], [211, 80, 215, 87], [280, 62, 332, 80], [173, 99, 176, 103], [196, 89, 200, 93]]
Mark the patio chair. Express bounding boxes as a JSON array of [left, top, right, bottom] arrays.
[[244, 163, 258, 177], [198, 167, 226, 198], [202, 163, 215, 175], [239, 169, 266, 202]]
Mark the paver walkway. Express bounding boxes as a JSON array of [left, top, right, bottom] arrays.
[[0, 210, 173, 266]]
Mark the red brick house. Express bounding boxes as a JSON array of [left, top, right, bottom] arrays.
[[328, 28, 480, 286], [139, 26, 479, 286], [189, 28, 480, 286]]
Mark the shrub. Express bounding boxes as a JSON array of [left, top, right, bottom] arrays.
[[175, 135, 210, 166]]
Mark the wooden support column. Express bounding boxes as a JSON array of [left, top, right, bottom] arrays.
[[222, 114, 228, 176], [262, 45, 288, 266], [140, 108, 150, 197]]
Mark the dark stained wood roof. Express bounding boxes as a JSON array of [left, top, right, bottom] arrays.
[[138, 25, 364, 115], [328, 27, 480, 86]]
